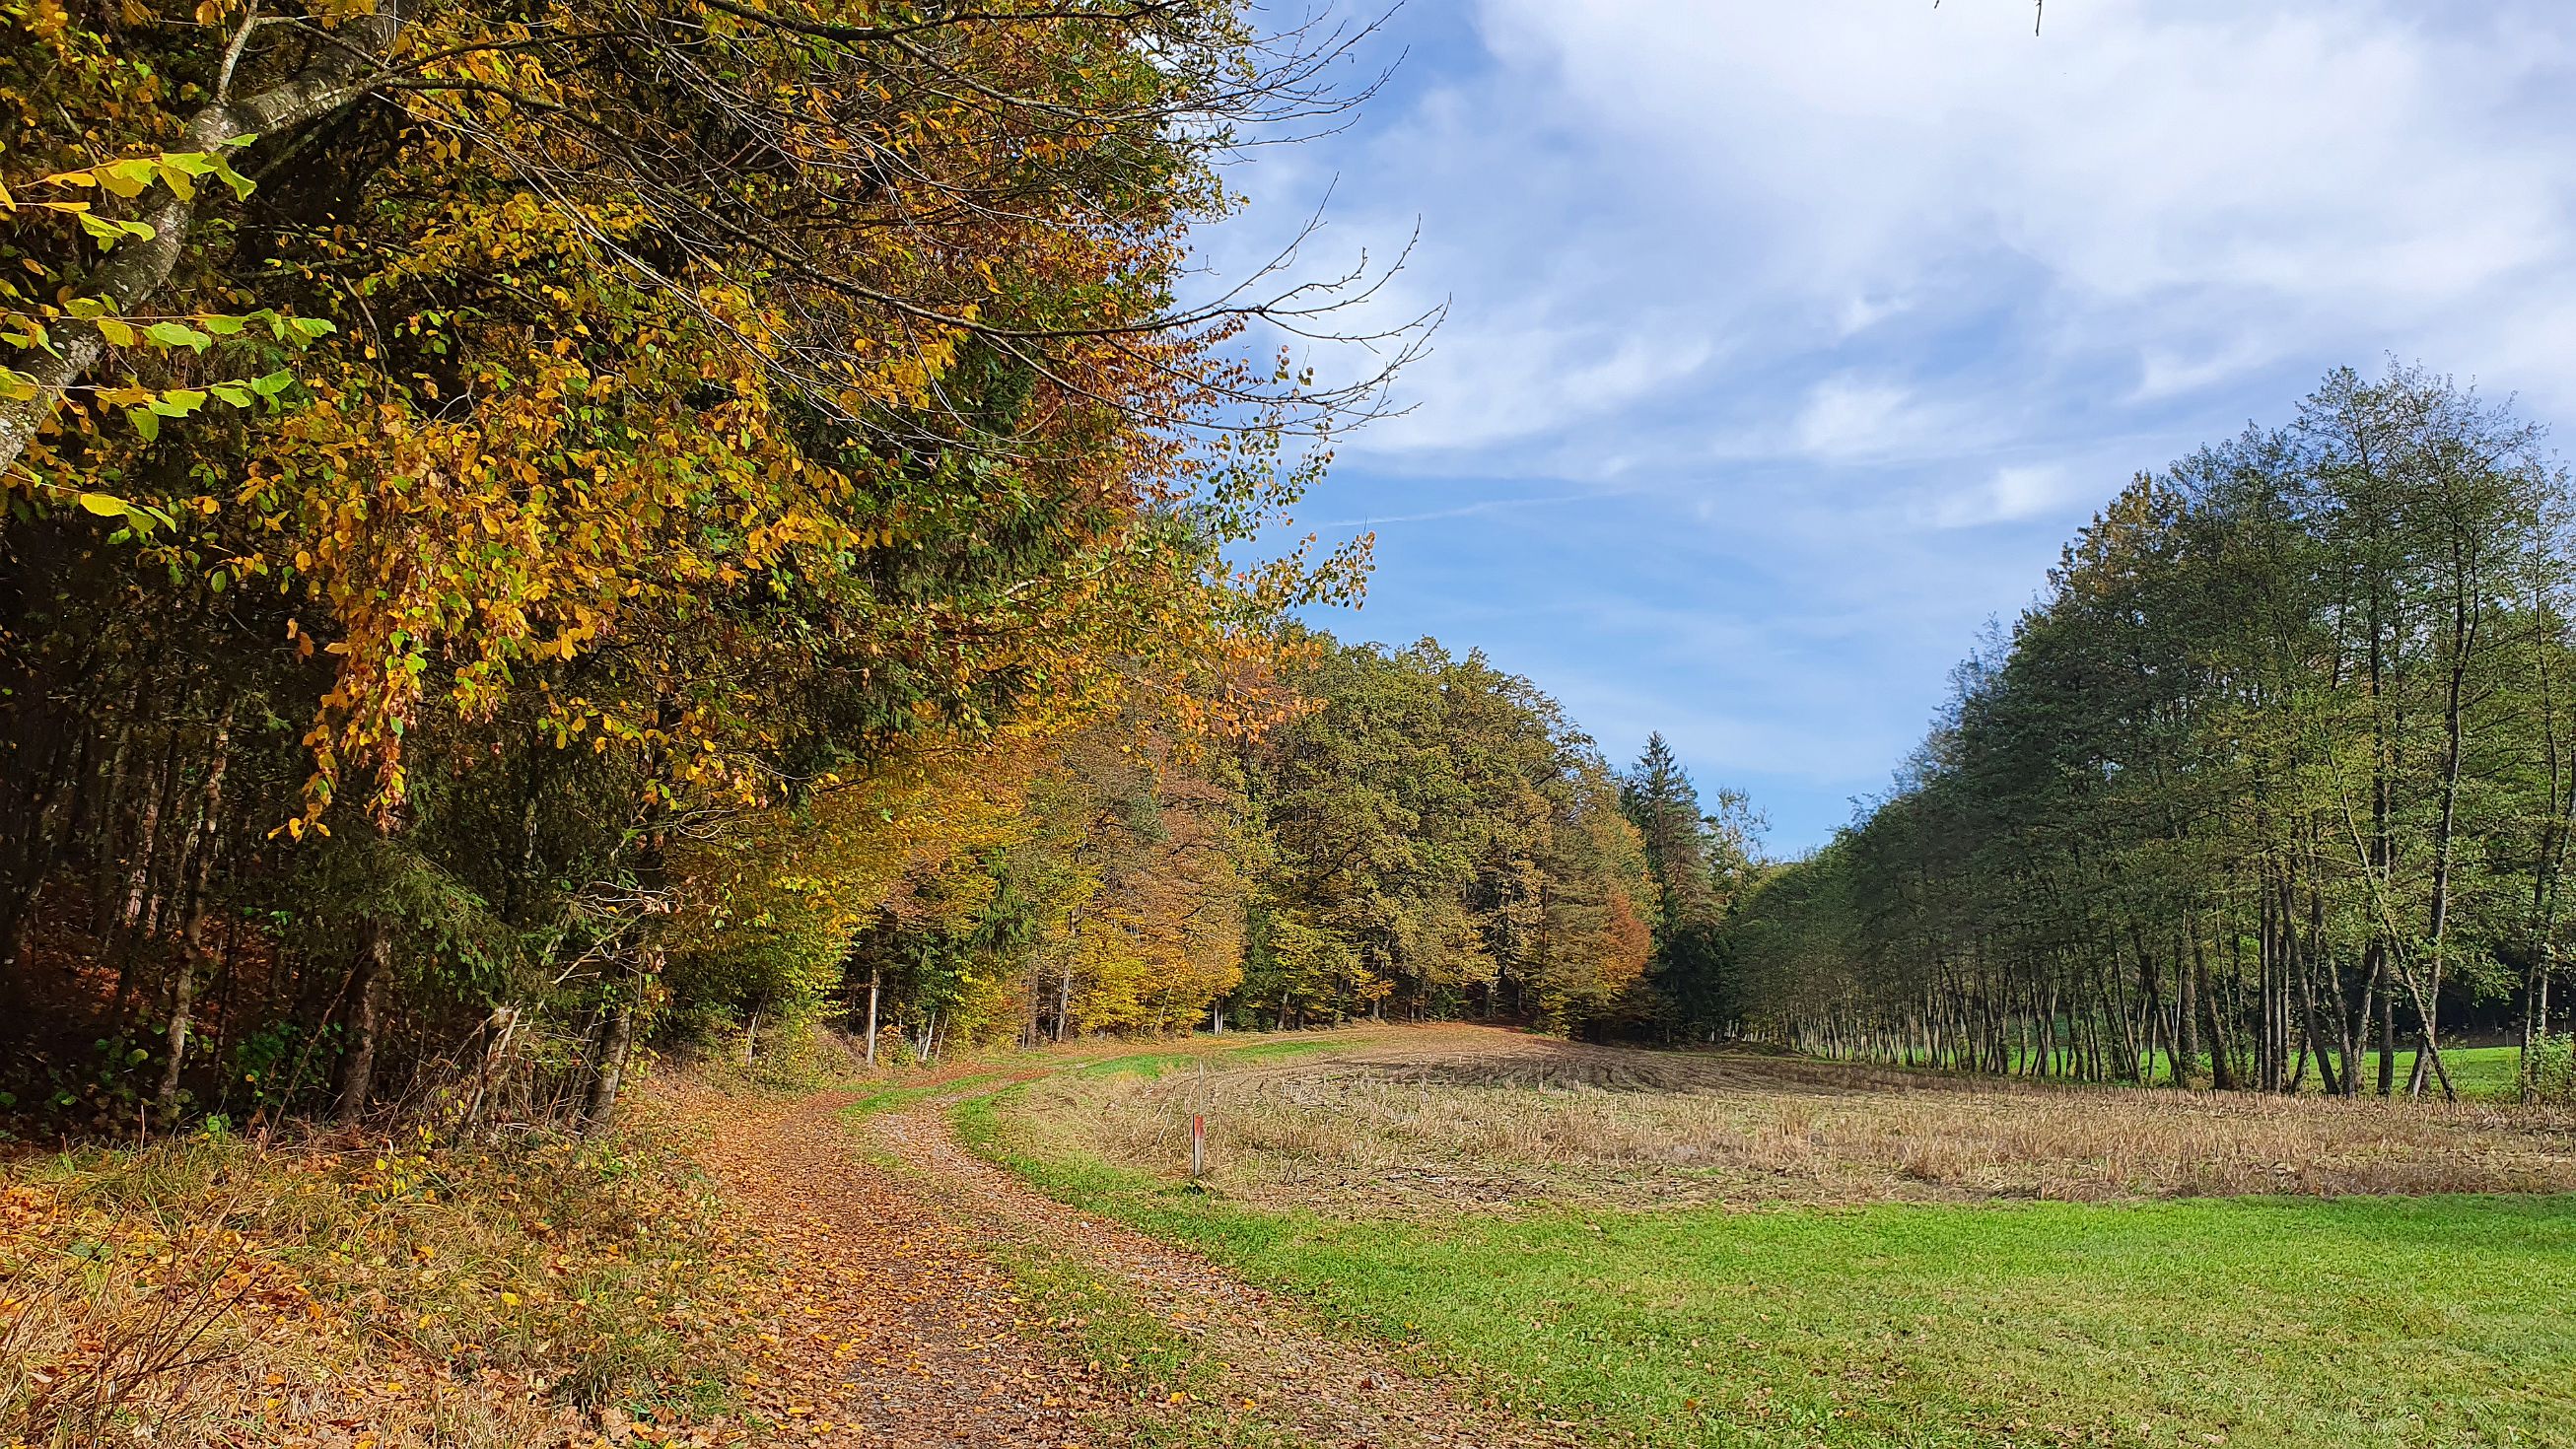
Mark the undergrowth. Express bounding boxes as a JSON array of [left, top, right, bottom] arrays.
[[0, 1097, 756, 1448]]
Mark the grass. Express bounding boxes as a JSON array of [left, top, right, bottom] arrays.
[[0, 1098, 757, 1447], [963, 1028, 2576, 1448], [2017, 1043, 2539, 1100], [1077, 1038, 1335, 1079], [2397, 1044, 2522, 1098], [987, 1236, 1310, 1449], [1001, 1027, 2576, 1215]]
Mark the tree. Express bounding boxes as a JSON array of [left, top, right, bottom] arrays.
[[1724, 364, 2571, 1100]]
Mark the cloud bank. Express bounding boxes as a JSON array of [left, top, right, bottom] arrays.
[[1224, 0, 2576, 850]]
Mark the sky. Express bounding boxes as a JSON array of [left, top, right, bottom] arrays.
[[1210, 0, 2576, 856]]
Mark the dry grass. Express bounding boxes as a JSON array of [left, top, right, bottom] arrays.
[[1007, 1025, 2576, 1216], [0, 1086, 757, 1448]]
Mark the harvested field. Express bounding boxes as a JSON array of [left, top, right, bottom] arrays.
[[999, 1024, 2576, 1214]]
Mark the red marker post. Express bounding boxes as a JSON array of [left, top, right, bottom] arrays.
[[1190, 1112, 1206, 1181]]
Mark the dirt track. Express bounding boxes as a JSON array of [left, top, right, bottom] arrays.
[[682, 1070, 1572, 1449]]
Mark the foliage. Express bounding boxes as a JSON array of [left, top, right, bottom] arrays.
[[0, 0, 1404, 1126], [1237, 637, 1654, 1032], [1726, 364, 2576, 1100]]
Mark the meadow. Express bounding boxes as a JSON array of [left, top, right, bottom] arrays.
[[2020, 1043, 2537, 1101], [964, 1027, 2576, 1448]]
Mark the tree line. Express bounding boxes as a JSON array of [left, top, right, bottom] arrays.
[[1725, 365, 2576, 1101], [1, 0, 1460, 1132], [1, 0, 1698, 1125]]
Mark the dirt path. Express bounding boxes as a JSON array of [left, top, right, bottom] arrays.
[[682, 1074, 1574, 1449]]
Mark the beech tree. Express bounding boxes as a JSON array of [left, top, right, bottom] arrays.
[[0, 0, 1397, 1127]]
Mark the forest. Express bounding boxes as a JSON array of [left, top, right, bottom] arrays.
[[1725, 366, 2576, 1103], [0, 0, 1723, 1133]]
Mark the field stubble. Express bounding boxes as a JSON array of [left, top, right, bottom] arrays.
[[1007, 1025, 2576, 1214]]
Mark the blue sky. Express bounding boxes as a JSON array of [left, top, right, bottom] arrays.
[[1215, 0, 2576, 855]]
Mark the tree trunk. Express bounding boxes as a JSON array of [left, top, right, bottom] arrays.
[[2195, 930, 2235, 1091], [2377, 982, 2397, 1096], [337, 922, 391, 1122], [464, 1004, 522, 1130], [1055, 955, 1075, 1044], [583, 994, 638, 1137], [154, 704, 232, 1119], [864, 966, 881, 1068]]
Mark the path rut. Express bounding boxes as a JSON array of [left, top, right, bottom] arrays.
[[683, 1076, 1575, 1449]]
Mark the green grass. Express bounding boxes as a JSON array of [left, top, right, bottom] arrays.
[[1074, 1038, 1334, 1079], [1079, 1052, 1206, 1078], [1995, 1043, 2531, 1099], [834, 1073, 1002, 1120], [2397, 1044, 2520, 1098], [962, 1091, 2576, 1448], [989, 1239, 1307, 1449], [1218, 1038, 1336, 1063]]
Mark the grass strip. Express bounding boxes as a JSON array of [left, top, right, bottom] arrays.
[[966, 1087, 2576, 1448]]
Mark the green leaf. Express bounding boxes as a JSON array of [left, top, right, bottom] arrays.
[[249, 368, 296, 396], [96, 316, 136, 347], [73, 211, 126, 248], [209, 382, 254, 407], [196, 313, 246, 335], [127, 407, 159, 442], [287, 316, 335, 342], [143, 321, 212, 352], [76, 492, 130, 518], [93, 159, 158, 199]]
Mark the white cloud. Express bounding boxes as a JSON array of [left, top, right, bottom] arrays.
[[1468, 1, 2575, 349], [1933, 465, 2076, 529], [1789, 377, 1957, 463], [1216, 0, 2576, 845]]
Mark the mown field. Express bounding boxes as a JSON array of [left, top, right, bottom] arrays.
[[963, 1026, 2576, 1448]]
